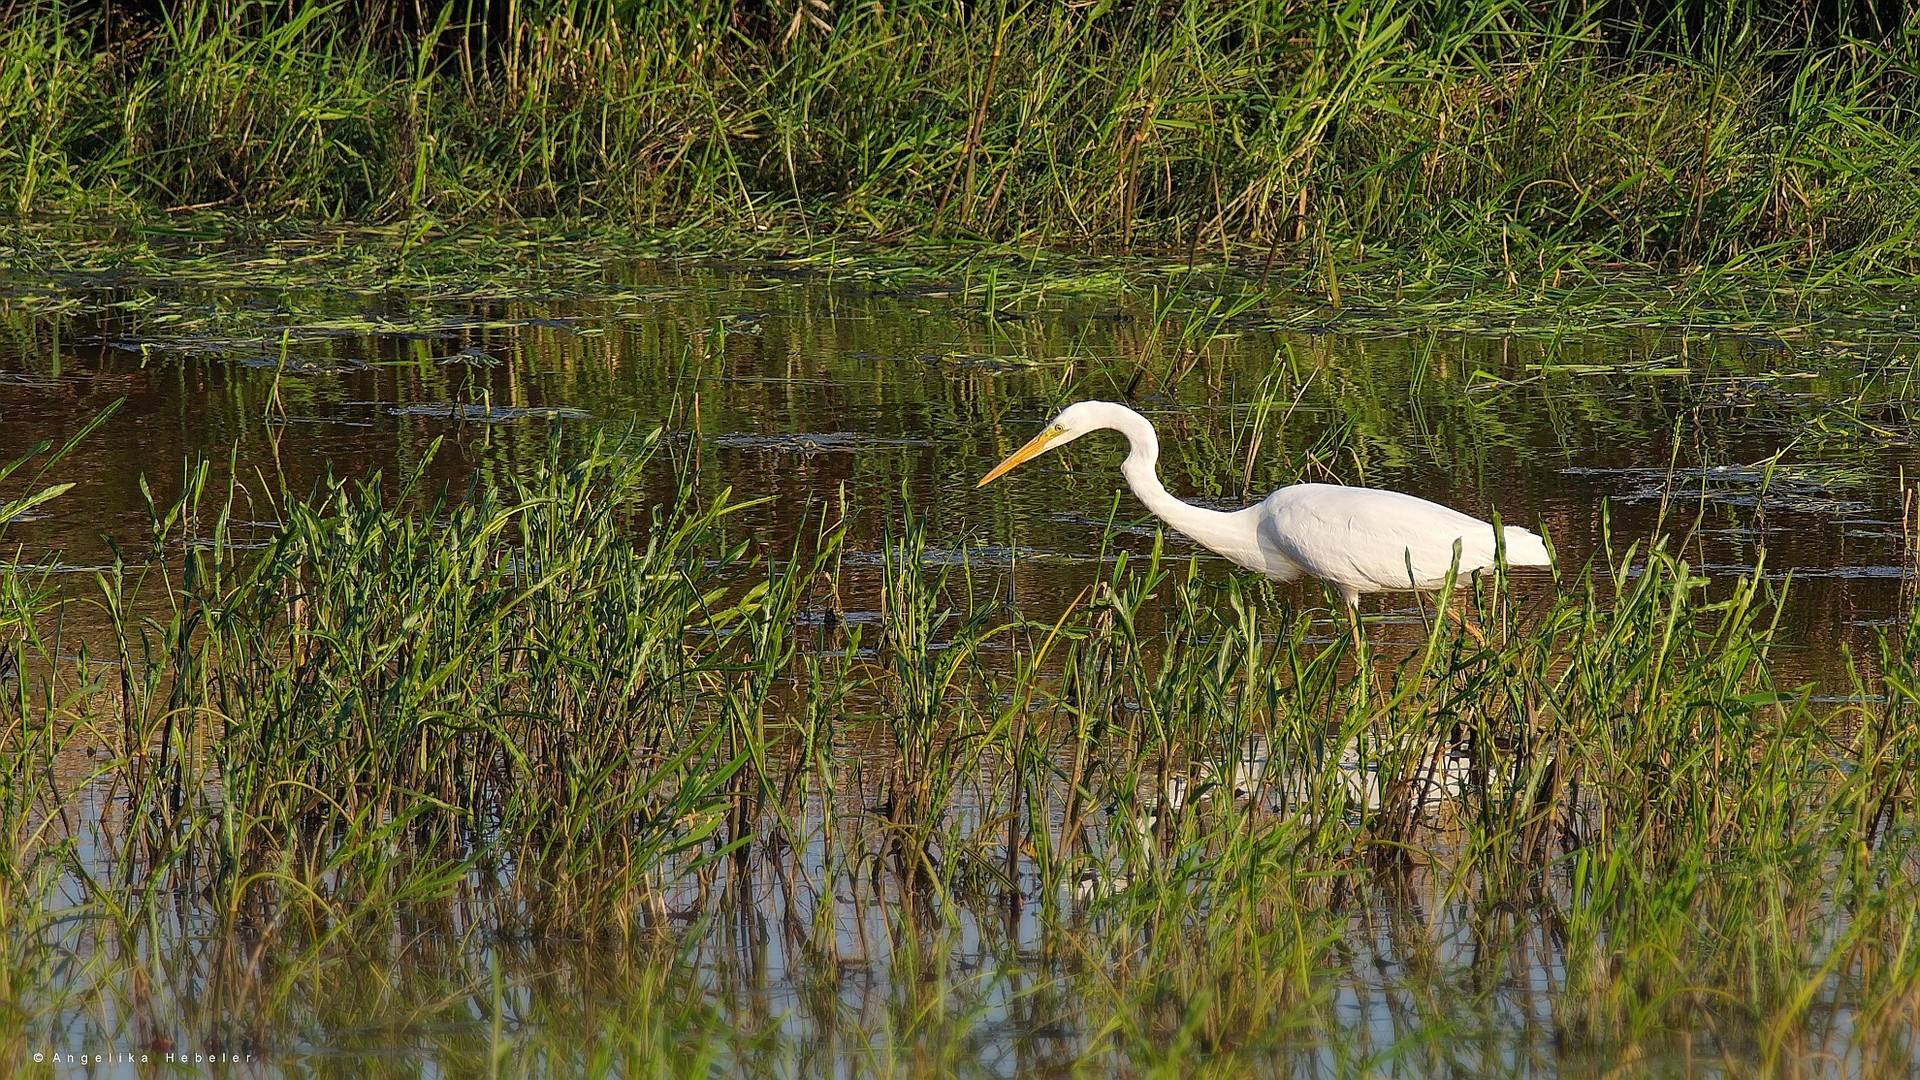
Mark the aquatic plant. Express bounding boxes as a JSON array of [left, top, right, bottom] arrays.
[[3, 0, 1917, 278], [1, 419, 1917, 1072]]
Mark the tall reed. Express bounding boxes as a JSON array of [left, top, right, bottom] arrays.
[[0, 420, 1917, 1069], [4, 0, 1916, 274]]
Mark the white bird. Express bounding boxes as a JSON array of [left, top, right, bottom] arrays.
[[976, 401, 1551, 648]]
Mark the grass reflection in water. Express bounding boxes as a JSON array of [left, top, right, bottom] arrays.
[[2, 420, 1917, 1078]]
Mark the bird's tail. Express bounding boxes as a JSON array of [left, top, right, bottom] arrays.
[[1499, 526, 1552, 567]]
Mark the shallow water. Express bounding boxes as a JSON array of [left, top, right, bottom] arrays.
[[3, 240, 1919, 1075], [5, 252, 1918, 667]]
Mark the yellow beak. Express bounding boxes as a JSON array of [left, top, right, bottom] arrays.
[[977, 426, 1062, 487]]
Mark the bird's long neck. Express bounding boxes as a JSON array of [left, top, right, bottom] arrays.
[[1111, 410, 1238, 542]]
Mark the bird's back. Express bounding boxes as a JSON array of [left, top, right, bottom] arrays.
[[1255, 483, 1548, 604]]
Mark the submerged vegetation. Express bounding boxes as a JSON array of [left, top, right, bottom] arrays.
[[2, 417, 1918, 1072], [3, 0, 1918, 277]]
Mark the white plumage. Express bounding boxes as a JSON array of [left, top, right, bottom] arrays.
[[978, 401, 1550, 611], [1254, 482, 1551, 607]]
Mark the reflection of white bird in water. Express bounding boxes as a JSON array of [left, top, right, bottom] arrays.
[[977, 401, 1551, 646]]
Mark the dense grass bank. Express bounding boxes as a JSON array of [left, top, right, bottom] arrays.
[[2, 421, 1919, 1072], [4, 0, 1919, 278]]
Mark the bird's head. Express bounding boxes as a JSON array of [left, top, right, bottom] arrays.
[[976, 401, 1116, 487]]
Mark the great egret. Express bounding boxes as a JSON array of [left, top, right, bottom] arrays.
[[976, 401, 1551, 648]]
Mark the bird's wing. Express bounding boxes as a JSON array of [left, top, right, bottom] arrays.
[[1259, 484, 1534, 597]]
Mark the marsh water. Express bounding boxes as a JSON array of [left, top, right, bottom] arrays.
[[3, 235, 1920, 1076], [7, 246, 1919, 667]]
